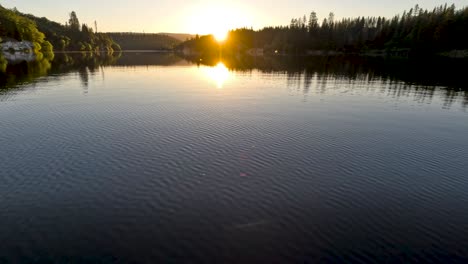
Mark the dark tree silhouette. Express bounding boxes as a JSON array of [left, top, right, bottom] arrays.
[[68, 11, 80, 31], [177, 4, 468, 57], [106, 33, 181, 50]]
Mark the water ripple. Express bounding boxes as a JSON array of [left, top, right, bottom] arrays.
[[0, 64, 468, 262]]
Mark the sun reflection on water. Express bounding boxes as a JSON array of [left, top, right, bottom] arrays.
[[204, 62, 230, 89]]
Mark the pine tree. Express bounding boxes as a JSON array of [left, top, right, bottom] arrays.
[[68, 11, 80, 31]]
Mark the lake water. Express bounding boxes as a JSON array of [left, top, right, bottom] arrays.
[[1, 53, 468, 263]]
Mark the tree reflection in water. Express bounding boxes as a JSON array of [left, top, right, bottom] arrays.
[[1, 52, 467, 109]]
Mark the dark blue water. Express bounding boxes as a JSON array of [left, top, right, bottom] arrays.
[[1, 54, 468, 263]]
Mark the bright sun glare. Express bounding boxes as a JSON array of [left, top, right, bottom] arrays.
[[204, 62, 230, 88], [186, 2, 251, 42], [214, 30, 228, 42]]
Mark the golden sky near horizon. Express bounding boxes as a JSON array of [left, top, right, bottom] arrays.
[[3, 0, 468, 35]]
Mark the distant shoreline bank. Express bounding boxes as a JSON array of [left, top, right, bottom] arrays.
[[52, 50, 172, 54], [176, 49, 468, 59]]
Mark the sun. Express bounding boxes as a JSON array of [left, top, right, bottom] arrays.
[[214, 30, 228, 42], [184, 2, 252, 42]]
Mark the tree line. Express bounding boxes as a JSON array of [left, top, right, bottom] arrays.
[[177, 4, 468, 56], [107, 33, 180, 51], [1, 4, 185, 56], [0, 5, 121, 53], [23, 11, 121, 52], [0, 5, 53, 56]]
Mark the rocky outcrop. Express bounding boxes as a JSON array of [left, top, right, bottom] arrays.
[[1, 40, 36, 62]]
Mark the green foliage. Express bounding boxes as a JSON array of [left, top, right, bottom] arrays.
[[0, 5, 123, 73], [107, 33, 180, 50], [32, 42, 42, 53], [41, 41, 54, 60], [111, 42, 121, 51], [0, 52, 121, 88], [41, 40, 53, 53], [0, 5, 55, 73], [0, 5, 45, 45], [19, 10, 120, 52], [0, 53, 7, 72], [49, 52, 122, 76], [0, 57, 52, 86]]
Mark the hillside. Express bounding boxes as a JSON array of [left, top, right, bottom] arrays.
[[159, 33, 195, 41], [23, 12, 120, 52], [1, 5, 191, 54], [106, 33, 181, 50], [0, 5, 53, 55], [0, 5, 120, 53]]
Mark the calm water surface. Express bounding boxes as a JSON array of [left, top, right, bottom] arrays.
[[1, 53, 468, 263]]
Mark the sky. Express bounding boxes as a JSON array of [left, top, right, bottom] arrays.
[[2, 0, 468, 35]]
